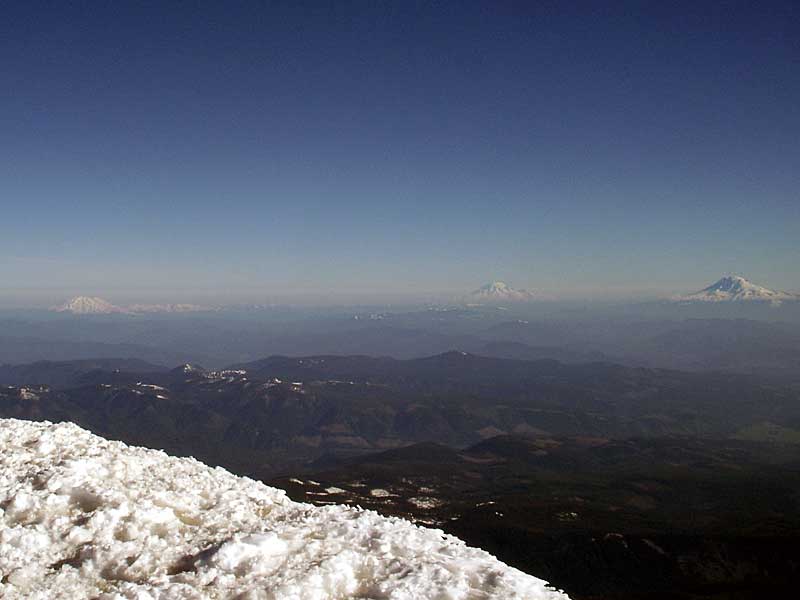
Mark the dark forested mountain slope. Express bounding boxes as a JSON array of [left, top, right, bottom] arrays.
[[2, 353, 799, 477], [2, 353, 800, 599]]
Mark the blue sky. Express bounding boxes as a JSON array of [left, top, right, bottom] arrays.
[[2, 1, 798, 304]]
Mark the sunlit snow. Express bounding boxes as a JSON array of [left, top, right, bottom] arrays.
[[0, 419, 568, 599], [674, 275, 798, 304]]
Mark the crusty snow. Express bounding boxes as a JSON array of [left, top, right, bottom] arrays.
[[0, 419, 568, 600]]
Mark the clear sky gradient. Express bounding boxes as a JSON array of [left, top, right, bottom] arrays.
[[2, 1, 798, 304]]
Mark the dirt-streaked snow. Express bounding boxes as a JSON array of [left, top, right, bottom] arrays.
[[0, 419, 568, 599]]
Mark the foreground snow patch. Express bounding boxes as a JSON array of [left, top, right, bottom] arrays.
[[0, 419, 568, 599]]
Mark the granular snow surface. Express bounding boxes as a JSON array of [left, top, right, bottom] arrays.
[[0, 419, 568, 599]]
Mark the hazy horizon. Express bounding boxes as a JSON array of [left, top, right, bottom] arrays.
[[2, 2, 798, 305], [3, 273, 800, 311]]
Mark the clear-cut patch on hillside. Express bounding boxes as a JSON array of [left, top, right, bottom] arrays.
[[0, 419, 568, 600]]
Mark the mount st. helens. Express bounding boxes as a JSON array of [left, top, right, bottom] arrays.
[[52, 296, 126, 315], [675, 276, 799, 304], [47, 276, 800, 315], [52, 296, 209, 315], [0, 419, 567, 600]]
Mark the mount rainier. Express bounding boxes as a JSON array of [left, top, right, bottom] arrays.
[[674, 276, 798, 305]]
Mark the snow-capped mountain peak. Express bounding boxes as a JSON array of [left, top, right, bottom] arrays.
[[675, 275, 797, 304], [0, 419, 568, 599], [469, 281, 538, 303], [126, 303, 208, 313], [51, 298, 211, 315], [172, 363, 205, 375], [52, 296, 126, 314]]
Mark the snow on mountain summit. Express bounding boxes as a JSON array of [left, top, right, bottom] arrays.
[[468, 281, 538, 303], [127, 303, 209, 313], [52, 298, 210, 315], [0, 419, 568, 600], [675, 276, 797, 304], [52, 296, 126, 314]]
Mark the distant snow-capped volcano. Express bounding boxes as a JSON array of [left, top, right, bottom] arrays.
[[52, 296, 126, 314], [468, 281, 538, 303], [675, 276, 797, 304], [126, 303, 208, 313], [52, 297, 209, 315]]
